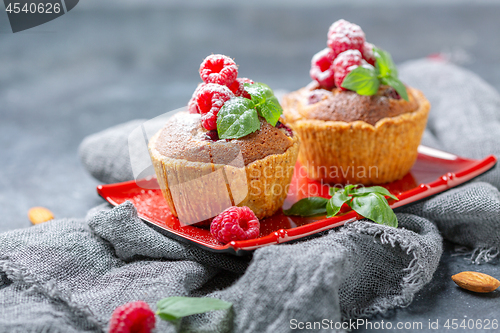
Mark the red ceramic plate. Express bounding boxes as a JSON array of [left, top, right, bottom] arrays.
[[97, 146, 496, 255]]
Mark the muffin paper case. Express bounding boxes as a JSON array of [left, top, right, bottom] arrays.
[[149, 131, 299, 224], [282, 87, 430, 185]]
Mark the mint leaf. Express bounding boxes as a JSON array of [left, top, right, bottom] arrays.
[[352, 186, 398, 201], [244, 82, 273, 106], [329, 186, 342, 196], [258, 95, 282, 126], [380, 76, 409, 101], [326, 191, 351, 218], [283, 197, 328, 217], [217, 97, 260, 139], [156, 297, 232, 322], [374, 47, 398, 78], [344, 184, 358, 195], [341, 66, 380, 96], [244, 82, 283, 126], [349, 192, 398, 227]]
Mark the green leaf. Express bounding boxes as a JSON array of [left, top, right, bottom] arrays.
[[352, 186, 398, 201], [326, 191, 351, 218], [341, 66, 380, 96], [374, 47, 398, 78], [283, 197, 328, 217], [244, 82, 274, 106], [258, 95, 282, 126], [349, 193, 398, 227], [156, 297, 232, 322], [380, 76, 409, 101], [329, 186, 342, 196], [343, 184, 358, 195], [244, 82, 283, 126], [217, 97, 260, 139]]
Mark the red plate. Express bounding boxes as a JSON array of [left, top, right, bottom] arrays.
[[97, 146, 496, 255]]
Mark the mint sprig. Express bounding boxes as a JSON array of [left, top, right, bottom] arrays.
[[243, 82, 283, 126], [216, 97, 260, 139], [341, 47, 409, 101], [156, 297, 232, 323], [282, 197, 328, 217], [216, 82, 284, 139], [283, 185, 399, 227]]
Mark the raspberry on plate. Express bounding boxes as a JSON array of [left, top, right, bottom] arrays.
[[210, 206, 260, 244], [108, 301, 155, 333], [362, 42, 376, 66], [229, 77, 254, 99], [199, 54, 238, 87], [309, 48, 336, 90], [332, 49, 363, 90], [327, 19, 365, 57], [196, 83, 234, 130]]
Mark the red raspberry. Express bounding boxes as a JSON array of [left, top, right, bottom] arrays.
[[199, 54, 238, 87], [188, 83, 206, 114], [332, 49, 363, 90], [309, 48, 336, 90], [210, 206, 260, 244], [362, 42, 376, 66], [196, 83, 234, 130], [108, 301, 155, 333], [229, 77, 254, 99], [327, 19, 365, 57]]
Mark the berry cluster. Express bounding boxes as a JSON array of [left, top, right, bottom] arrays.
[[189, 55, 254, 130], [310, 19, 375, 90]]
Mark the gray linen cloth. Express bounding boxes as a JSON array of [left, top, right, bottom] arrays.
[[1, 59, 498, 332]]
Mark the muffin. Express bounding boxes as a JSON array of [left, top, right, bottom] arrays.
[[149, 55, 299, 225], [282, 20, 430, 185]]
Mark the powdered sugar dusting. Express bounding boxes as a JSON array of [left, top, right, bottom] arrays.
[[327, 19, 365, 56]]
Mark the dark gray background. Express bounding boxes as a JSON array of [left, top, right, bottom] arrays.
[[1, 1, 499, 331]]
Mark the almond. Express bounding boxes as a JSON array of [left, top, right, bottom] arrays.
[[28, 207, 54, 225], [451, 271, 500, 293]]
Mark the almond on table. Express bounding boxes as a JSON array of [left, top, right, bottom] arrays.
[[28, 207, 54, 225], [451, 271, 500, 293]]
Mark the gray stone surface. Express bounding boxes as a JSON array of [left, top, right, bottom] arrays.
[[1, 2, 500, 332]]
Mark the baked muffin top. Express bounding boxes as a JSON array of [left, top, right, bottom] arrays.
[[154, 112, 294, 166], [284, 83, 420, 126]]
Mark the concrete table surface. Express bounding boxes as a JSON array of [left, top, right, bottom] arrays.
[[1, 2, 499, 331]]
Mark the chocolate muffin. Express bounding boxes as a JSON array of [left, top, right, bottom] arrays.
[[149, 112, 299, 224], [282, 84, 429, 185], [282, 19, 430, 185]]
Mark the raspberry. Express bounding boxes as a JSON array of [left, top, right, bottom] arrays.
[[108, 301, 155, 333], [210, 206, 260, 244], [229, 77, 254, 99], [203, 130, 220, 141], [362, 42, 376, 66], [276, 121, 294, 137], [327, 19, 365, 57], [332, 49, 363, 90], [309, 48, 336, 90], [188, 83, 206, 114], [196, 83, 234, 130], [199, 54, 238, 87]]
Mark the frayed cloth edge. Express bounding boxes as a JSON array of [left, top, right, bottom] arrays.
[[340, 221, 441, 321]]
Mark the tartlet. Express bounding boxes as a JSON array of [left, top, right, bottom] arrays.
[[282, 84, 429, 185], [149, 55, 299, 226], [149, 113, 298, 224], [282, 19, 430, 185]]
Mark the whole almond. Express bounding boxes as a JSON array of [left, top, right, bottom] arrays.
[[452, 271, 500, 293], [28, 207, 54, 225]]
